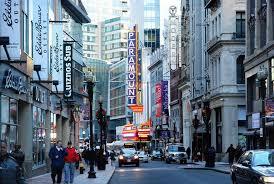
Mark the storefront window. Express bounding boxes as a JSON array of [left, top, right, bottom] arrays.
[[32, 106, 46, 168], [0, 95, 18, 152]]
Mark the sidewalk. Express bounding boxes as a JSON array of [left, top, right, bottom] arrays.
[[179, 161, 230, 174], [27, 163, 115, 184]]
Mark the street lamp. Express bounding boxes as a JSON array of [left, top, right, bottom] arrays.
[[85, 74, 96, 178], [96, 95, 107, 170], [257, 66, 268, 149], [202, 97, 211, 149], [192, 110, 200, 162]]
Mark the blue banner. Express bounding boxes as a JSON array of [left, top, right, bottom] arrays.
[[162, 80, 169, 115]]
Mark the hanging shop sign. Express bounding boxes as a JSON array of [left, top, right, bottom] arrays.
[[33, 86, 46, 103], [63, 43, 73, 99], [252, 113, 260, 129], [0, 0, 21, 60], [265, 99, 274, 119], [127, 31, 137, 105], [50, 23, 63, 92], [155, 83, 162, 117], [33, 0, 49, 79], [169, 6, 178, 70], [2, 69, 28, 94], [162, 80, 169, 115]]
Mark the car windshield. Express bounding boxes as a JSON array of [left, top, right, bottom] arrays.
[[168, 145, 185, 152], [122, 149, 136, 155], [253, 151, 274, 166]]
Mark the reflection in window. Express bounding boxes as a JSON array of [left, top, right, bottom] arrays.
[[33, 106, 46, 167]]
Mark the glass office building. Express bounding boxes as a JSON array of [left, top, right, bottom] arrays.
[[144, 0, 160, 52]]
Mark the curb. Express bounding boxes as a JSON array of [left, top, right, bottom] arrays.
[[107, 166, 116, 184], [183, 167, 230, 174]]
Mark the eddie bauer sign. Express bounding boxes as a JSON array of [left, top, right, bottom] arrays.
[[63, 43, 73, 99], [3, 69, 28, 94]]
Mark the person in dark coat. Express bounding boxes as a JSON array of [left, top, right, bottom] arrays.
[[0, 140, 26, 184], [48, 140, 67, 184], [226, 144, 235, 166], [208, 147, 216, 167], [186, 147, 191, 160], [234, 145, 243, 162], [11, 144, 25, 168]]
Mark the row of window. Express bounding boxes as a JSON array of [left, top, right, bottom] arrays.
[[110, 96, 126, 107], [105, 24, 121, 32], [110, 87, 126, 99], [104, 51, 127, 59], [105, 42, 127, 50], [110, 106, 126, 117]]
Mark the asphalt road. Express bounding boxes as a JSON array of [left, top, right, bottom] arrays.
[[109, 160, 231, 184]]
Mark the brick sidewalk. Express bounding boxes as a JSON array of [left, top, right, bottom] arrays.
[[179, 161, 230, 174], [27, 163, 115, 184]]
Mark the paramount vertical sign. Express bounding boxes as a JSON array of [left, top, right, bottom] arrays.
[[33, 0, 49, 79], [127, 31, 137, 105], [63, 43, 73, 99], [0, 0, 20, 60]]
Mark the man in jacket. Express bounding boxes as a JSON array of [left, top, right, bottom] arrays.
[[0, 140, 25, 184], [226, 144, 235, 166], [49, 140, 67, 184], [64, 141, 79, 184]]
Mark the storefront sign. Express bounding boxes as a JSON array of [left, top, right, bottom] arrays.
[[50, 23, 63, 92], [252, 113, 260, 129], [155, 83, 162, 117], [162, 80, 169, 115], [33, 86, 45, 103], [63, 43, 73, 99], [33, 0, 49, 79], [127, 31, 137, 105], [3, 69, 27, 94], [0, 0, 20, 60], [169, 6, 178, 70]]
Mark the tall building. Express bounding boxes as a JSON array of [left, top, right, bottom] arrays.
[[82, 24, 100, 59], [129, 0, 160, 52], [245, 0, 274, 149], [102, 17, 129, 64], [202, 0, 246, 157]]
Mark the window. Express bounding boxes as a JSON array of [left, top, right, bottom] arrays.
[[33, 106, 46, 167], [0, 95, 18, 152], [270, 58, 274, 96], [236, 55, 245, 84], [50, 113, 57, 144], [236, 12, 245, 38]]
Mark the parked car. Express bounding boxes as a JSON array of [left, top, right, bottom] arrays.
[[151, 150, 164, 161], [231, 149, 274, 184], [165, 143, 187, 164], [118, 148, 139, 167], [137, 151, 149, 163]]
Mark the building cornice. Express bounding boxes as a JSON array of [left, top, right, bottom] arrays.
[[244, 41, 274, 72], [207, 39, 245, 54], [61, 0, 91, 23]]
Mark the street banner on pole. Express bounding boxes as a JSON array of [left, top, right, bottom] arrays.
[[33, 0, 49, 79], [0, 0, 21, 60]]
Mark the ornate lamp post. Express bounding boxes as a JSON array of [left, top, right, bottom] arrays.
[[96, 95, 107, 170], [202, 98, 211, 149], [257, 66, 268, 149], [192, 110, 200, 161], [85, 74, 96, 178]]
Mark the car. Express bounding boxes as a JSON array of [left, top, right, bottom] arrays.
[[118, 148, 139, 167], [151, 150, 164, 161], [231, 149, 274, 184], [137, 151, 149, 163], [165, 143, 187, 164]]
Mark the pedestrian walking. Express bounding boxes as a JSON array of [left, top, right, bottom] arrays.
[[49, 140, 67, 184], [82, 146, 89, 165], [0, 140, 26, 184], [208, 146, 216, 167], [11, 144, 25, 168], [186, 147, 191, 160], [234, 145, 244, 162], [226, 144, 235, 166], [64, 141, 79, 184]]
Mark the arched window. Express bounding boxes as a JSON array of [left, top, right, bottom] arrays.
[[237, 55, 245, 84]]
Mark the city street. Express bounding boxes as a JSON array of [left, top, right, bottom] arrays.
[[109, 160, 231, 184]]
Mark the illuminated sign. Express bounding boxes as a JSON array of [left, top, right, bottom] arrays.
[[127, 31, 137, 105]]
